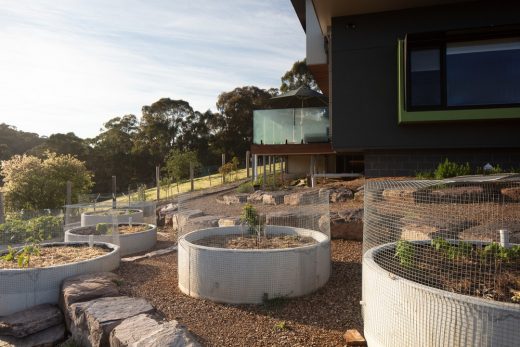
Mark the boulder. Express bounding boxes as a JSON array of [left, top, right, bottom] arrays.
[[330, 208, 364, 241], [222, 194, 248, 205], [262, 191, 288, 205], [382, 187, 418, 204], [400, 224, 440, 241], [266, 211, 323, 231], [283, 190, 319, 206], [0, 304, 63, 338], [218, 217, 242, 227], [0, 324, 65, 347], [501, 187, 520, 201], [459, 221, 520, 243], [109, 314, 200, 347], [429, 186, 484, 202], [60, 272, 121, 313], [330, 188, 354, 203], [171, 210, 204, 232], [69, 296, 154, 347], [183, 215, 221, 233], [247, 190, 265, 203], [354, 190, 364, 203]]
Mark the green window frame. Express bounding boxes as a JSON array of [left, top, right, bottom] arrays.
[[397, 40, 520, 123]]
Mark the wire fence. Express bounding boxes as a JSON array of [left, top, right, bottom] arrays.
[[362, 175, 520, 347]]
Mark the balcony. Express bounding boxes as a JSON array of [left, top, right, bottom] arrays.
[[253, 107, 329, 145]]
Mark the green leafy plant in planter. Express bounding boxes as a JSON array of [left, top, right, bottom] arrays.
[[96, 223, 112, 234], [2, 236, 42, 268], [434, 159, 471, 179], [431, 237, 473, 260], [395, 240, 415, 268], [240, 203, 265, 241]]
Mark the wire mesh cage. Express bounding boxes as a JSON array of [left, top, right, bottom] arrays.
[[63, 198, 157, 257], [362, 175, 520, 347], [175, 186, 331, 304], [0, 206, 120, 315]]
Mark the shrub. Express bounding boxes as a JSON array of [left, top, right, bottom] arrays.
[[237, 182, 254, 193], [433, 159, 471, 179], [0, 214, 63, 244], [1, 152, 93, 210]]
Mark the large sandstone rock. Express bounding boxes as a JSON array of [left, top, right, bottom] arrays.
[[171, 210, 204, 232], [329, 188, 354, 203], [429, 186, 484, 202], [110, 314, 200, 347], [0, 324, 65, 347], [283, 190, 319, 206], [247, 190, 265, 203], [382, 187, 418, 204], [501, 187, 520, 201], [459, 221, 520, 243], [262, 191, 288, 205], [183, 215, 221, 233], [0, 304, 63, 338], [400, 224, 440, 241], [218, 217, 242, 227], [266, 211, 323, 231], [330, 209, 364, 241], [69, 296, 154, 347], [221, 194, 248, 205], [60, 272, 121, 313]]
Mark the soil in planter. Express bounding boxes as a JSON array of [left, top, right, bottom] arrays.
[[0, 245, 109, 269], [375, 243, 520, 304], [192, 234, 317, 249]]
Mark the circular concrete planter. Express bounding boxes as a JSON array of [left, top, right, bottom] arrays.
[[178, 226, 330, 304], [80, 209, 143, 227], [0, 242, 120, 316], [363, 242, 520, 347], [64, 223, 157, 257]]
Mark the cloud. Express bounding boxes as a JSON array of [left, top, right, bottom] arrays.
[[0, 0, 304, 137]]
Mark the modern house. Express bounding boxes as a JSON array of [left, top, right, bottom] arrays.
[[285, 0, 520, 176], [251, 86, 336, 177]]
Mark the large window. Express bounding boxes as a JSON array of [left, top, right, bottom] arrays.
[[406, 29, 520, 111]]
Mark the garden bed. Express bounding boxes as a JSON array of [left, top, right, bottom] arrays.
[[0, 244, 108, 269], [65, 223, 156, 257], [0, 242, 119, 315], [375, 240, 520, 304], [178, 226, 330, 304], [363, 241, 520, 347]]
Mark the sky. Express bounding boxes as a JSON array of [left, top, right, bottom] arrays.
[[0, 0, 305, 138]]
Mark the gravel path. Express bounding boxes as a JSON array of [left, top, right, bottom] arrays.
[[117, 239, 363, 347]]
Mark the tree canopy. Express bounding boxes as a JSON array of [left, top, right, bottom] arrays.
[[280, 59, 319, 93]]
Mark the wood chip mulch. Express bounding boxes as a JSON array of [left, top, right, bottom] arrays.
[[117, 239, 363, 347]]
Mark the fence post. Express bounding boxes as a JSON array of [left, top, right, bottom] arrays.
[[221, 153, 226, 183], [0, 192, 5, 224], [262, 155, 267, 190], [209, 168, 212, 186], [246, 151, 250, 178], [190, 162, 194, 191], [269, 156, 272, 173], [156, 166, 160, 201], [66, 181, 72, 205], [273, 156, 277, 188], [112, 176, 117, 208]]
